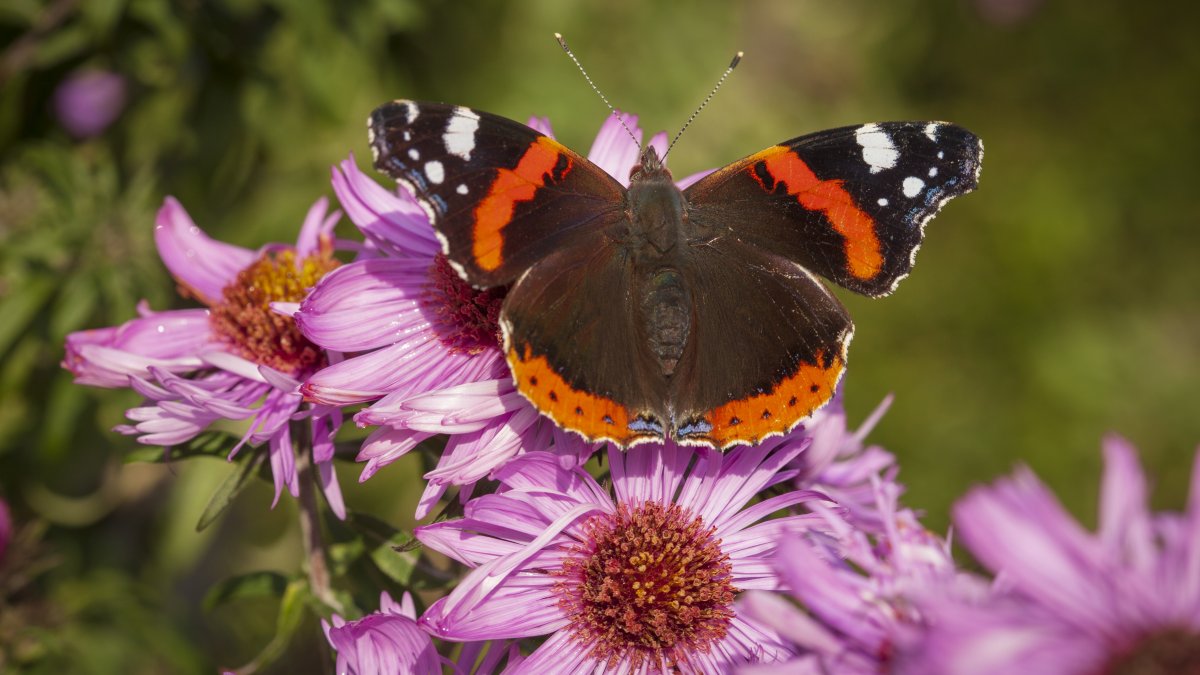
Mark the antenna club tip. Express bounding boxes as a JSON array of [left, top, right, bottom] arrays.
[[554, 32, 563, 39], [730, 51, 744, 68]]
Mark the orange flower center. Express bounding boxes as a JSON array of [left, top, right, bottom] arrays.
[[210, 248, 338, 376], [554, 501, 736, 670]]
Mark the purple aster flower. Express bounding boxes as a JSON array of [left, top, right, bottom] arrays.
[[324, 591, 522, 674], [790, 390, 898, 512], [298, 112, 710, 518], [63, 197, 348, 517], [897, 435, 1200, 675], [739, 472, 957, 674], [54, 69, 127, 138], [323, 592, 440, 674], [414, 438, 843, 672]]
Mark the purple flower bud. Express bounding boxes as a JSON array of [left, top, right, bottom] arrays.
[[54, 69, 127, 138]]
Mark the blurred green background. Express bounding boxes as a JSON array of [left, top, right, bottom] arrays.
[[2, 0, 1198, 671]]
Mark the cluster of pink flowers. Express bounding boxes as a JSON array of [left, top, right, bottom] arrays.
[[63, 111, 1200, 674]]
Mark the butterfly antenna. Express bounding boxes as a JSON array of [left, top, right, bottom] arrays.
[[555, 32, 641, 147], [664, 50, 743, 161]]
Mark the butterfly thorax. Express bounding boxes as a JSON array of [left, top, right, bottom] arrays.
[[626, 146, 685, 262], [625, 146, 692, 379]]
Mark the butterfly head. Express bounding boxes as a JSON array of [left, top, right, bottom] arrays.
[[630, 144, 673, 184]]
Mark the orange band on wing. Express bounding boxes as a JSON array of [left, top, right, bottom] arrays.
[[696, 350, 845, 448], [750, 147, 883, 281], [473, 136, 572, 272], [507, 343, 649, 445]]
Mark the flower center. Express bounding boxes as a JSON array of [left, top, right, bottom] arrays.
[[1103, 628, 1200, 675], [554, 501, 737, 670], [423, 253, 506, 354], [210, 248, 338, 376]]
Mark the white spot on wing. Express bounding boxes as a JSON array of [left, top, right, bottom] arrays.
[[456, 184, 468, 195], [424, 160, 444, 184], [902, 176, 925, 198], [928, 167, 938, 177], [855, 123, 899, 174], [937, 150, 945, 159], [924, 122, 939, 141], [401, 101, 418, 124], [877, 198, 889, 206], [408, 148, 420, 160], [403, 131, 412, 142], [445, 107, 481, 160]]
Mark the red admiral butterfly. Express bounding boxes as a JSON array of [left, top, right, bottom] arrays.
[[368, 99, 981, 449]]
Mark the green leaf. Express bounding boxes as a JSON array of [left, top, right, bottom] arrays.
[[349, 513, 420, 585], [226, 578, 313, 674], [125, 430, 244, 464], [203, 571, 289, 612], [195, 445, 266, 532], [327, 538, 366, 578], [0, 276, 54, 357]]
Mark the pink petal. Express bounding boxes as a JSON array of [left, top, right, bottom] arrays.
[[297, 258, 432, 351], [64, 309, 212, 387], [586, 111, 645, 186], [331, 157, 439, 258], [154, 197, 255, 303], [294, 196, 337, 258], [525, 116, 554, 137]]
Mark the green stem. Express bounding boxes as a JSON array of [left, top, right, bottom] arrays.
[[293, 419, 340, 613]]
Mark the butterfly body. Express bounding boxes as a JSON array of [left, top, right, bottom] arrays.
[[369, 101, 982, 449]]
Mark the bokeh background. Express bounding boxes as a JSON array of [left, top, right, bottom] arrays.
[[2, 0, 1198, 671]]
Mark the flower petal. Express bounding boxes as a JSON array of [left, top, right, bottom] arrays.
[[332, 157, 439, 258], [154, 197, 255, 303]]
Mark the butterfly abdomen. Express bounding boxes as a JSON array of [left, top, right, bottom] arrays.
[[640, 268, 691, 378]]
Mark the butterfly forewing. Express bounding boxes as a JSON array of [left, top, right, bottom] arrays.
[[369, 100, 626, 287], [684, 122, 982, 297]]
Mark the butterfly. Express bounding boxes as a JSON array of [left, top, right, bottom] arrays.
[[368, 100, 982, 449]]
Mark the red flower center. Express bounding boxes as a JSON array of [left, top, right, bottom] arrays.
[[423, 253, 506, 354], [554, 501, 737, 670], [210, 248, 338, 376], [1102, 627, 1200, 675]]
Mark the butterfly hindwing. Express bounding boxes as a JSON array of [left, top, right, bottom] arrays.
[[684, 122, 983, 297], [369, 100, 626, 287], [666, 240, 854, 448], [500, 230, 669, 447]]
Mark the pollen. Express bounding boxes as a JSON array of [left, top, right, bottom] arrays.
[[554, 501, 737, 670], [210, 247, 338, 376], [424, 253, 506, 354]]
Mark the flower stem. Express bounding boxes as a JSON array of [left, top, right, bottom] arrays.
[[293, 419, 340, 613]]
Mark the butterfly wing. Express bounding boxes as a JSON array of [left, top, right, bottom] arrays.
[[369, 100, 626, 287], [500, 230, 669, 447], [683, 122, 982, 297], [667, 240, 853, 448]]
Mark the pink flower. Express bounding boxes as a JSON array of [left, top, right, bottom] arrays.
[[63, 197, 347, 517], [414, 438, 840, 671], [298, 112, 707, 518], [740, 474, 957, 674], [896, 435, 1200, 675], [789, 391, 898, 514], [324, 592, 521, 674], [323, 592, 441, 675]]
